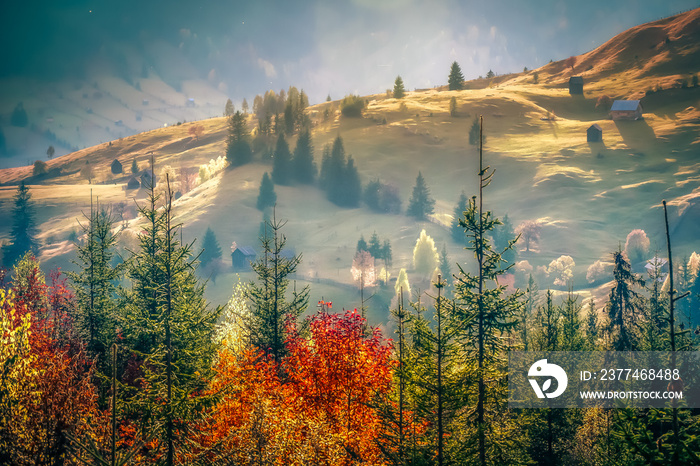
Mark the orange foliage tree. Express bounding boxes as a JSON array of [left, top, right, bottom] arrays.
[[193, 309, 396, 465]]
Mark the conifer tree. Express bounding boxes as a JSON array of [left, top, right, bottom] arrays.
[[393, 75, 406, 99], [131, 158, 139, 174], [226, 111, 252, 166], [256, 172, 276, 211], [584, 299, 599, 349], [451, 191, 468, 243], [272, 133, 292, 185], [469, 117, 486, 145], [493, 214, 517, 265], [453, 116, 524, 465], [407, 172, 435, 221], [199, 227, 222, 268], [224, 98, 234, 117], [246, 213, 309, 365], [119, 174, 220, 462], [68, 202, 121, 367], [4, 182, 39, 266], [439, 244, 451, 286], [606, 248, 645, 350], [356, 235, 368, 254], [368, 231, 382, 259], [413, 229, 439, 277], [448, 62, 464, 91], [560, 288, 585, 350], [241, 98, 249, 114], [341, 156, 362, 207], [292, 129, 316, 184]]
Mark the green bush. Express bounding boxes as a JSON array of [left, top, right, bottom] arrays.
[[340, 95, 365, 118]]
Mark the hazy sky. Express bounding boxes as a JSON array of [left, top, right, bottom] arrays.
[[2, 0, 698, 103]]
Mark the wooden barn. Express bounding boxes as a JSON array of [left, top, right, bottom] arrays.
[[569, 76, 584, 95], [587, 124, 603, 142], [610, 100, 643, 120], [231, 243, 256, 270]]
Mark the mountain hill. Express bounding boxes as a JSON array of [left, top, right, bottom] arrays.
[[1, 8, 699, 318]]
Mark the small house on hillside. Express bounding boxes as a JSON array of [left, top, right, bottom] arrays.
[[569, 76, 584, 95], [231, 243, 256, 270], [587, 124, 603, 142], [611, 100, 643, 120], [126, 177, 140, 190]]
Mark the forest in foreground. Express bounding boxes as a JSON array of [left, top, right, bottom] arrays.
[[2, 138, 700, 465]]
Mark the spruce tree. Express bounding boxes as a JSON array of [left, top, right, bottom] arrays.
[[241, 98, 249, 114], [199, 227, 222, 268], [292, 129, 316, 184], [272, 133, 292, 185], [119, 174, 220, 461], [341, 156, 362, 207], [439, 244, 451, 285], [4, 182, 39, 266], [606, 248, 645, 350], [246, 213, 309, 365], [448, 62, 464, 91], [393, 75, 406, 99], [469, 117, 486, 145], [492, 214, 517, 265], [256, 172, 277, 211], [451, 191, 468, 242], [407, 171, 435, 221], [226, 111, 252, 166], [453, 116, 525, 464], [584, 299, 599, 349], [224, 98, 234, 117], [368, 231, 382, 259], [356, 235, 368, 254], [68, 202, 121, 368]]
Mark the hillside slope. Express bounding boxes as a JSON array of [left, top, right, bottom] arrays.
[[1, 8, 699, 317]]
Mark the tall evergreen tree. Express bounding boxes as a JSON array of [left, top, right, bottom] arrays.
[[368, 232, 382, 259], [493, 214, 517, 265], [292, 129, 316, 184], [448, 62, 464, 91], [356, 235, 368, 254], [560, 288, 585, 350], [469, 117, 486, 145], [453, 118, 525, 464], [224, 99, 234, 117], [439, 244, 451, 286], [4, 182, 39, 266], [393, 75, 406, 99], [407, 171, 435, 221], [226, 111, 252, 166], [241, 98, 249, 114], [68, 202, 121, 369], [451, 191, 468, 242], [606, 248, 645, 350], [119, 174, 220, 462], [341, 156, 362, 207], [199, 227, 222, 268], [272, 134, 292, 185], [584, 299, 599, 349], [246, 214, 309, 365], [256, 172, 277, 211]]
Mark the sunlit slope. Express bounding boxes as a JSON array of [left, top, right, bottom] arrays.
[[0, 8, 699, 306]]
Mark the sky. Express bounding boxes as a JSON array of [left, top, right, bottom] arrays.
[[1, 0, 699, 104]]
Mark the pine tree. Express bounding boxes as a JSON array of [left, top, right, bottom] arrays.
[[584, 299, 599, 349], [241, 98, 249, 114], [272, 133, 292, 185], [246, 213, 309, 365], [453, 117, 525, 464], [356, 235, 368, 253], [224, 98, 234, 117], [119, 174, 221, 462], [368, 231, 382, 259], [131, 158, 139, 174], [439, 244, 451, 285], [606, 248, 645, 350], [448, 62, 464, 91], [226, 111, 252, 166], [393, 75, 406, 99], [560, 287, 585, 350], [292, 129, 316, 184], [4, 182, 39, 266], [449, 96, 457, 117], [407, 171, 435, 221], [342, 156, 362, 207], [451, 191, 468, 242], [68, 202, 121, 368], [199, 227, 222, 268], [256, 172, 277, 211]]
